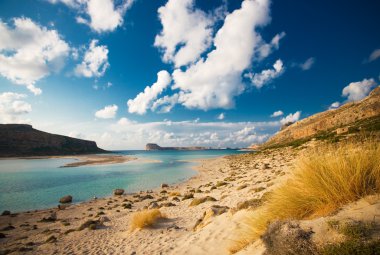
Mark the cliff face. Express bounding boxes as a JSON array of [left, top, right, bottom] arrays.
[[0, 124, 106, 157], [145, 143, 209, 151], [263, 86, 380, 147]]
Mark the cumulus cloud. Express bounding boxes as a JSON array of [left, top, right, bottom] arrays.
[[329, 101, 340, 110], [367, 49, 380, 63], [95, 104, 118, 119], [151, 93, 179, 113], [105, 117, 279, 149], [342, 78, 377, 102], [246, 59, 284, 88], [0, 17, 70, 95], [280, 111, 301, 125], [168, 0, 271, 111], [49, 0, 134, 33], [0, 92, 32, 123], [270, 110, 283, 117], [127, 70, 172, 114], [217, 113, 225, 120], [75, 40, 110, 78], [154, 0, 214, 67]]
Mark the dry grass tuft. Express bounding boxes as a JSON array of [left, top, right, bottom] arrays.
[[230, 138, 380, 253], [129, 209, 165, 231]]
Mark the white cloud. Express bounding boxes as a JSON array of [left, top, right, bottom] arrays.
[[154, 0, 214, 67], [217, 113, 225, 120], [169, 0, 272, 110], [368, 49, 380, 62], [270, 110, 283, 117], [95, 104, 118, 119], [0, 92, 32, 123], [329, 101, 340, 110], [257, 32, 286, 60], [342, 78, 377, 102], [0, 17, 70, 95], [299, 57, 315, 70], [280, 111, 301, 125], [75, 40, 110, 78], [246, 59, 284, 88], [93, 81, 113, 90], [105, 117, 279, 149], [49, 0, 134, 33], [127, 70, 172, 114], [151, 93, 179, 113]]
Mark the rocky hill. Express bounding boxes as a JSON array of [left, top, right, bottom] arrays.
[[0, 124, 106, 157], [262, 86, 380, 148], [145, 143, 210, 151]]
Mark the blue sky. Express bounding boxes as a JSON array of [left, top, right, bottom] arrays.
[[0, 0, 379, 149]]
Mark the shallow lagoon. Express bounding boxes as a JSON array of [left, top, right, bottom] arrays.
[[0, 150, 244, 212]]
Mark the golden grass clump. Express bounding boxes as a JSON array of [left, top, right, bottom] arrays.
[[129, 209, 165, 231], [230, 139, 380, 253]]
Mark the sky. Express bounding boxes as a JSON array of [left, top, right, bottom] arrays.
[[0, 0, 379, 150]]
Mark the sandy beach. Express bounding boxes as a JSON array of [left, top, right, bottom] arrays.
[[1, 145, 379, 255], [0, 147, 296, 254]]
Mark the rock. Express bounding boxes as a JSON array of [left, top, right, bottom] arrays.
[[45, 235, 57, 243], [261, 163, 270, 170], [58, 204, 69, 210], [40, 212, 57, 222], [59, 195, 73, 204], [140, 194, 154, 200], [161, 202, 175, 207], [1, 210, 11, 216], [113, 189, 125, 196], [1, 225, 15, 231], [98, 216, 110, 224], [0, 233, 6, 238], [161, 183, 169, 188], [148, 202, 159, 209], [172, 197, 180, 202], [78, 220, 102, 231]]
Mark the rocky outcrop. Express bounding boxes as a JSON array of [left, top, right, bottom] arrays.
[[263, 86, 380, 147], [0, 124, 106, 157], [145, 143, 210, 151]]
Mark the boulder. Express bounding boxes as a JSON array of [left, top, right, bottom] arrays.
[[1, 210, 11, 216], [148, 202, 159, 209], [113, 189, 125, 196], [59, 195, 73, 204], [98, 216, 110, 224]]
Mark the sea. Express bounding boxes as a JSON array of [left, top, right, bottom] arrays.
[[0, 150, 245, 213]]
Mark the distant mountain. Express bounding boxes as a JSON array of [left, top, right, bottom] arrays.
[[261, 86, 380, 148], [0, 124, 106, 157], [145, 143, 210, 151]]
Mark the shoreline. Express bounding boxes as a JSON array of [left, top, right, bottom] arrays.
[[0, 148, 298, 254]]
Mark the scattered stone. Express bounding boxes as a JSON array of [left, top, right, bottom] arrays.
[[172, 197, 180, 202], [140, 194, 154, 200], [45, 235, 57, 243], [113, 189, 125, 196], [58, 204, 69, 210], [123, 203, 132, 209], [1, 225, 15, 231], [78, 220, 102, 231], [148, 202, 159, 209], [161, 202, 175, 207], [1, 210, 11, 216], [59, 195, 73, 204], [98, 216, 110, 224], [182, 193, 194, 200], [161, 183, 169, 188], [40, 212, 57, 222]]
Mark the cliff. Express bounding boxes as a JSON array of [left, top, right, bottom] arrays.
[[0, 124, 106, 157], [262, 86, 380, 148], [145, 143, 210, 151]]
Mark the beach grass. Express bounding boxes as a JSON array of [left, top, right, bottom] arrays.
[[230, 138, 380, 253], [129, 209, 165, 231]]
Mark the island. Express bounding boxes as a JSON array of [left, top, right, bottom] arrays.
[[145, 143, 211, 151]]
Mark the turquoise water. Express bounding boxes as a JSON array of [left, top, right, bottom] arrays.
[[0, 150, 243, 213]]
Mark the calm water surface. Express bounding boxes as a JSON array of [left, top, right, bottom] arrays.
[[0, 150, 244, 212]]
